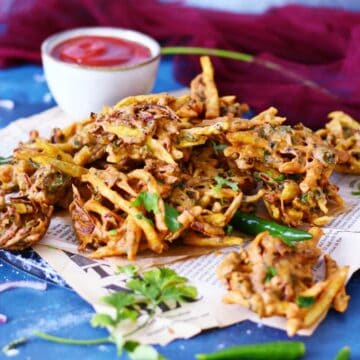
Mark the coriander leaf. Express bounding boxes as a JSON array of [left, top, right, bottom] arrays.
[[156, 268, 187, 290], [296, 295, 315, 308], [116, 264, 139, 278], [131, 192, 159, 214], [129, 344, 163, 360], [108, 229, 118, 236], [213, 176, 239, 193], [161, 285, 197, 303], [274, 173, 286, 181], [164, 204, 182, 232], [351, 191, 360, 196], [264, 266, 277, 283], [123, 340, 140, 353], [265, 170, 285, 182], [134, 213, 154, 226], [101, 292, 135, 310], [211, 141, 228, 155], [225, 224, 233, 236], [127, 278, 160, 302], [91, 313, 116, 328], [120, 308, 139, 322]]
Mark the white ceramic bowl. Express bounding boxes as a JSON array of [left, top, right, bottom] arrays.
[[41, 27, 161, 119]]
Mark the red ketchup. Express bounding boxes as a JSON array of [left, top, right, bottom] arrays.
[[51, 35, 152, 67]]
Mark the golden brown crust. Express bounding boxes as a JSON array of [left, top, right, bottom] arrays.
[[0, 56, 353, 258], [218, 230, 349, 336]]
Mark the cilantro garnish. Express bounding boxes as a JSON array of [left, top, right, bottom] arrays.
[[116, 264, 139, 277], [265, 171, 285, 182], [108, 229, 118, 236], [33, 266, 195, 359], [264, 266, 277, 283], [131, 192, 159, 214], [296, 295, 315, 308], [213, 176, 239, 193], [164, 204, 182, 232]]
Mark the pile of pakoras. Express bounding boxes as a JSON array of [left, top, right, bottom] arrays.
[[0, 56, 358, 335]]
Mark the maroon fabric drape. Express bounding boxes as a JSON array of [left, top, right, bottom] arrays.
[[0, 0, 359, 128]]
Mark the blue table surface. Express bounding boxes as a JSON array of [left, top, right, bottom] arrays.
[[0, 57, 359, 360]]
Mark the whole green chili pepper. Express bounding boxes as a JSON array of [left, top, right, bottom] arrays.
[[230, 211, 312, 246], [334, 346, 351, 360], [196, 341, 305, 360]]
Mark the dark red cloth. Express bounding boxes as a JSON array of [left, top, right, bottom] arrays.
[[0, 0, 360, 128]]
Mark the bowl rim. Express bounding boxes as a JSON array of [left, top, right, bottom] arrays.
[[41, 26, 161, 72]]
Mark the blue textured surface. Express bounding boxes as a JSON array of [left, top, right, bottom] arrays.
[[0, 57, 359, 360]]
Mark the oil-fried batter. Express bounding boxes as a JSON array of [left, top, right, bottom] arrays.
[[217, 229, 349, 336], [0, 56, 353, 259]]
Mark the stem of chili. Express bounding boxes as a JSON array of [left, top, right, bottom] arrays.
[[334, 346, 351, 360], [230, 211, 312, 246], [196, 341, 306, 360]]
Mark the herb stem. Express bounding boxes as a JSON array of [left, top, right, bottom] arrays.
[[34, 331, 110, 345], [160, 46, 335, 98], [124, 313, 155, 338], [161, 46, 254, 62]]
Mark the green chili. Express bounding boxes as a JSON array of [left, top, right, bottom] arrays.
[[196, 341, 305, 360], [334, 346, 351, 360], [230, 211, 312, 246]]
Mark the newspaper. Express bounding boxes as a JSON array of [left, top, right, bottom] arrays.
[[2, 105, 360, 345]]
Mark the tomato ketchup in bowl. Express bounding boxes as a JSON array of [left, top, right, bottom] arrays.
[[42, 27, 160, 119], [51, 35, 152, 68]]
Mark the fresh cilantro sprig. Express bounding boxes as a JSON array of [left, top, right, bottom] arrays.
[[296, 295, 315, 308], [131, 192, 159, 213], [265, 170, 286, 182], [32, 266, 197, 359], [131, 193, 182, 233], [116, 264, 139, 277], [213, 176, 239, 193], [93, 266, 197, 356], [164, 204, 182, 232], [264, 266, 277, 283]]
